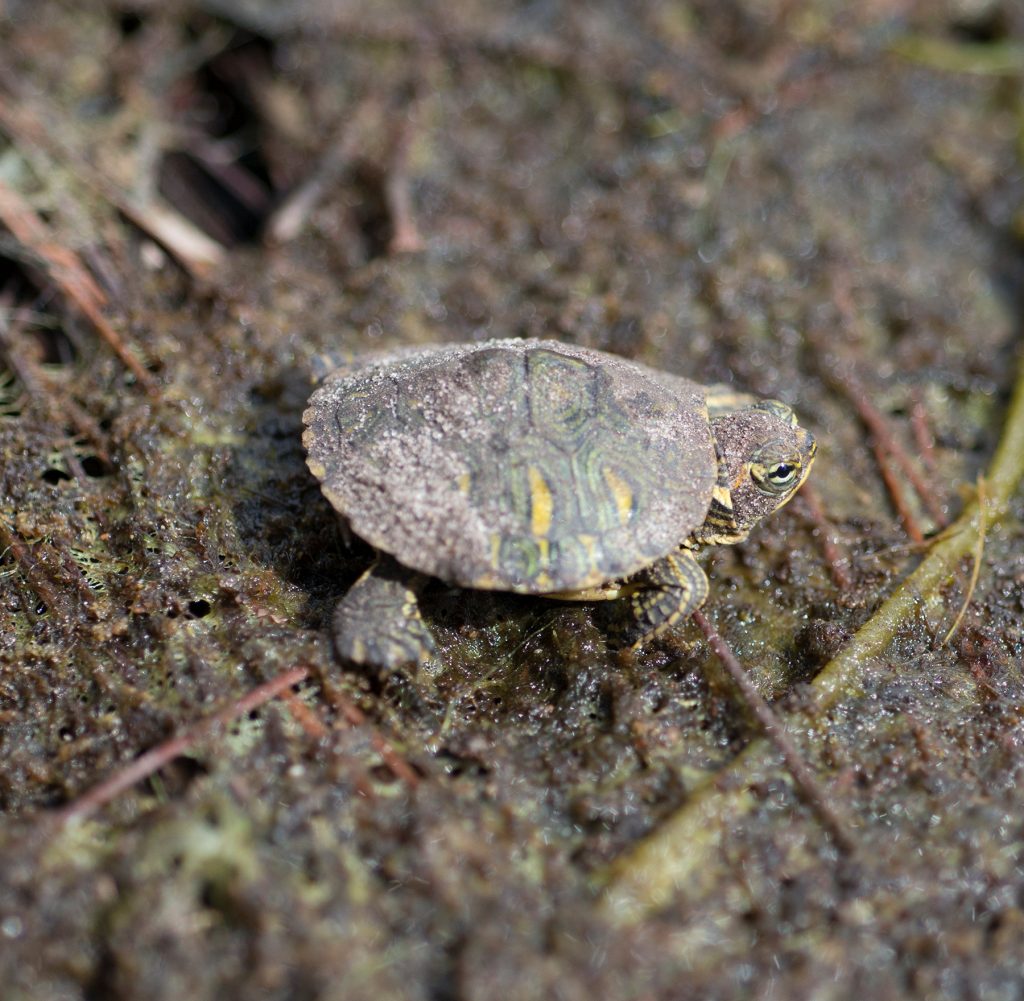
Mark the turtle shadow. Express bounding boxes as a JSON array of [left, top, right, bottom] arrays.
[[222, 365, 368, 628]]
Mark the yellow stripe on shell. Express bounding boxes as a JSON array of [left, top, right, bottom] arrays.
[[602, 467, 635, 527], [528, 466, 554, 538]]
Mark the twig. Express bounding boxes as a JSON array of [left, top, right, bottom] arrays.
[[0, 81, 223, 278], [281, 690, 331, 741], [53, 665, 311, 824], [818, 277, 947, 528], [871, 437, 925, 543], [692, 609, 856, 855], [798, 484, 853, 590], [0, 179, 157, 393], [0, 294, 113, 466], [815, 345, 947, 530], [855, 379, 947, 528], [910, 391, 938, 472], [265, 97, 382, 244], [322, 682, 422, 788], [386, 88, 425, 255]]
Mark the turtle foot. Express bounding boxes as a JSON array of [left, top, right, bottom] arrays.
[[332, 557, 437, 672]]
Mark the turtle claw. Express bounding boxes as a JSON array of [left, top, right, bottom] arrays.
[[331, 557, 436, 672], [602, 549, 709, 650]]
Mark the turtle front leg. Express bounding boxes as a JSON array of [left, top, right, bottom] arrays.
[[605, 548, 709, 649], [332, 555, 437, 671]]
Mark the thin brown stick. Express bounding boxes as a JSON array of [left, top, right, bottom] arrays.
[[265, 97, 383, 244], [814, 345, 947, 529], [692, 609, 857, 855], [820, 276, 947, 528], [0, 179, 157, 393], [910, 391, 938, 473], [797, 484, 853, 590], [0, 517, 68, 617], [386, 88, 425, 255], [322, 683, 422, 788], [281, 690, 331, 741], [0, 83, 223, 278], [849, 377, 946, 528], [0, 296, 113, 466], [871, 438, 925, 543], [53, 665, 311, 824]]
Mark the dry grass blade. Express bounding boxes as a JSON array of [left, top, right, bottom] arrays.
[[599, 354, 1024, 923], [0, 180, 157, 393]]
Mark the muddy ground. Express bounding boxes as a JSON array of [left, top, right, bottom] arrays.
[[1, 1, 1023, 998]]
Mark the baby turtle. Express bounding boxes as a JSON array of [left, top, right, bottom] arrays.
[[303, 338, 816, 670]]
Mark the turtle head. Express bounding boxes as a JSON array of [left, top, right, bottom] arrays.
[[695, 399, 816, 546]]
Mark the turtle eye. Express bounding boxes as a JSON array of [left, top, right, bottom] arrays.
[[767, 462, 798, 487], [751, 458, 801, 495]]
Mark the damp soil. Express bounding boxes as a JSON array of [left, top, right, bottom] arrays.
[[1, 2, 1024, 999]]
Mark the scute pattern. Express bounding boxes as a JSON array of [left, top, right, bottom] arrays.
[[303, 339, 717, 593]]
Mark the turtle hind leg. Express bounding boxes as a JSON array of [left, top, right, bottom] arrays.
[[332, 556, 437, 671], [604, 549, 709, 650]]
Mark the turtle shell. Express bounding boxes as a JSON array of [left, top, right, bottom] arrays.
[[302, 339, 716, 593]]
